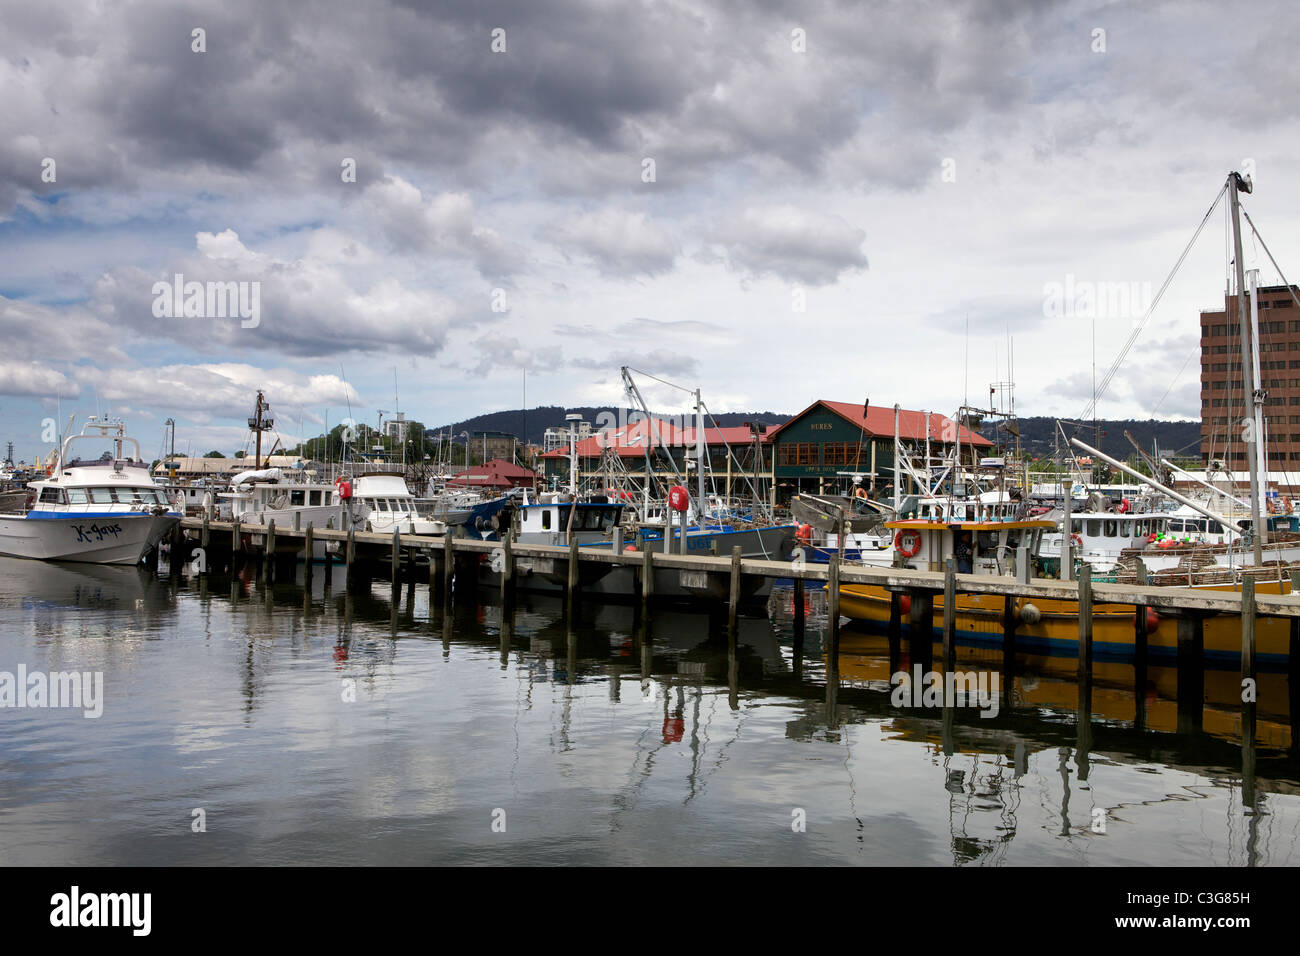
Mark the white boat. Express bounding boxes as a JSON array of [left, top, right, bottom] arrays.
[[350, 473, 444, 535], [221, 468, 346, 528], [0, 417, 181, 565]]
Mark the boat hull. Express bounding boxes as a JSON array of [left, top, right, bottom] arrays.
[[0, 512, 180, 565], [839, 582, 1292, 667]]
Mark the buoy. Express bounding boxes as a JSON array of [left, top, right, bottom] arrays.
[[667, 485, 690, 512], [899, 594, 912, 616], [337, 480, 352, 499], [1133, 608, 1160, 633], [1018, 603, 1042, 625]]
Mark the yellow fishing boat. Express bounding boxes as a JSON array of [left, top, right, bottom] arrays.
[[839, 518, 1293, 667]]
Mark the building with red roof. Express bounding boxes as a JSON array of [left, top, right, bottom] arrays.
[[445, 458, 538, 490]]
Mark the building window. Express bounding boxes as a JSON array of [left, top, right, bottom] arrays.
[[821, 442, 863, 466], [779, 443, 820, 466]]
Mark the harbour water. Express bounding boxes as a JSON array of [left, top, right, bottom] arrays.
[[2, 556, 1298, 866]]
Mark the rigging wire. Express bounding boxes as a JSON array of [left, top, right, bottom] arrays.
[[1078, 184, 1228, 423]]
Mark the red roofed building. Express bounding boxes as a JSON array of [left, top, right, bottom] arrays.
[[445, 458, 538, 490], [764, 400, 994, 498]]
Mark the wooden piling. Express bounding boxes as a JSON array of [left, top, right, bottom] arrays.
[[304, 523, 314, 587], [231, 518, 241, 555], [265, 520, 276, 580], [613, 526, 623, 556], [200, 511, 209, 551], [1242, 574, 1257, 691], [500, 531, 514, 605], [942, 557, 956, 672], [346, 526, 356, 575], [727, 546, 742, 635], [1176, 614, 1205, 735], [640, 546, 654, 618], [391, 528, 401, 583], [1076, 563, 1092, 681], [827, 555, 841, 663], [443, 533, 454, 605], [793, 577, 806, 642], [566, 533, 580, 617]]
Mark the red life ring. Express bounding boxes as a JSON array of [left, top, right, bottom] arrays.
[[894, 529, 922, 558], [1070, 533, 1083, 548]]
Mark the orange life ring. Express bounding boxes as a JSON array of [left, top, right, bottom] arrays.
[[894, 529, 922, 558], [854, 487, 868, 500], [1070, 533, 1083, 548]]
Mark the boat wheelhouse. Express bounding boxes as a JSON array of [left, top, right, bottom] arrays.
[[351, 473, 443, 535]]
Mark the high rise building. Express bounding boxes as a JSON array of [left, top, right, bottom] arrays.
[[1200, 283, 1300, 468]]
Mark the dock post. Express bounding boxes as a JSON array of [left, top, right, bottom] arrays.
[[888, 591, 901, 656], [828, 555, 841, 666], [428, 543, 438, 603], [793, 576, 806, 680], [231, 518, 241, 558], [728, 546, 742, 635], [1242, 576, 1257, 767], [1076, 564, 1093, 681], [943, 558, 956, 675], [346, 526, 356, 590], [392, 528, 401, 583], [613, 526, 623, 556], [443, 533, 454, 605], [793, 576, 806, 640], [500, 531, 514, 606], [264, 520, 276, 581], [304, 523, 314, 588], [1134, 564, 1149, 729], [566, 533, 580, 618], [640, 546, 654, 619], [1242, 574, 1257, 693], [200, 511, 210, 554]]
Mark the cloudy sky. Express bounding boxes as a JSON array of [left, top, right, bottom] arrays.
[[2, 0, 1297, 461]]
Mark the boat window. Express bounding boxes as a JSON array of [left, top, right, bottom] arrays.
[[309, 491, 321, 506], [1210, 521, 1223, 534], [67, 488, 88, 504], [90, 487, 112, 504], [977, 530, 998, 551], [1103, 520, 1118, 537], [1005, 531, 1021, 549], [1071, 519, 1082, 534], [1086, 519, 1101, 537], [1135, 519, 1147, 535], [377, 499, 389, 511], [290, 490, 305, 506], [541, 509, 551, 530], [1169, 519, 1184, 532], [39, 487, 63, 504], [1119, 520, 1131, 537], [1191, 519, 1206, 533]]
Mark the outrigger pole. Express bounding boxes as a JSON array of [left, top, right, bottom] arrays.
[[1070, 437, 1242, 539]]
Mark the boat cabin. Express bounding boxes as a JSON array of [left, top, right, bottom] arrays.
[[889, 519, 1055, 575]]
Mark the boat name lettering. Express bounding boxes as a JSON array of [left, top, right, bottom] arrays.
[[72, 523, 124, 543]]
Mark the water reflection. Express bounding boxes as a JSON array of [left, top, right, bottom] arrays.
[[0, 556, 1297, 866]]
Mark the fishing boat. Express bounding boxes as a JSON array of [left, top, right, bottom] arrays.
[[837, 516, 1294, 666], [350, 473, 444, 535], [0, 417, 181, 565]]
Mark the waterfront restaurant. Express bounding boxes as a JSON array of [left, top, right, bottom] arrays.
[[765, 400, 993, 500]]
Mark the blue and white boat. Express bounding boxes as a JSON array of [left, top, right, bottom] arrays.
[[0, 418, 181, 565]]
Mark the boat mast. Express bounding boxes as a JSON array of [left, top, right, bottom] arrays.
[[1229, 170, 1266, 562], [695, 388, 705, 522]]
